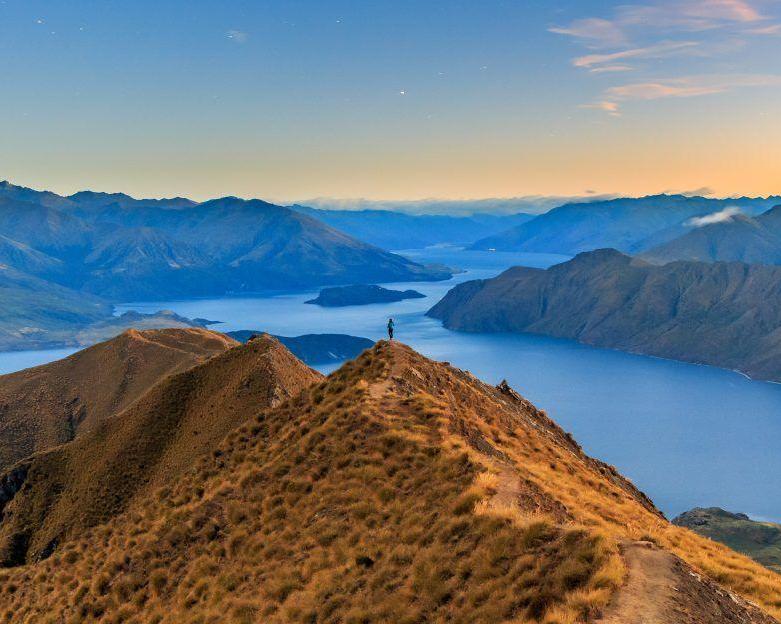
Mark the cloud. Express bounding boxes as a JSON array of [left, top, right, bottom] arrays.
[[681, 186, 716, 196], [549, 18, 628, 47], [605, 80, 723, 100], [573, 41, 700, 69], [686, 206, 742, 226], [589, 65, 634, 73], [590, 73, 781, 113], [553, 1, 780, 115], [226, 30, 248, 44], [747, 23, 781, 34], [551, 0, 768, 49], [580, 101, 622, 116], [617, 0, 764, 30]]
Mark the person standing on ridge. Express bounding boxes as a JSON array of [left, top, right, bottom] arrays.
[[387, 318, 394, 340]]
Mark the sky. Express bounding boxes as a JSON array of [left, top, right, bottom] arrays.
[[1, 0, 780, 202]]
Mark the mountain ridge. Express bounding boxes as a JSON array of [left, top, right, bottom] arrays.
[[1, 339, 780, 621], [428, 249, 781, 381], [642, 204, 781, 265], [471, 195, 781, 255], [0, 332, 320, 566], [0, 328, 235, 472]]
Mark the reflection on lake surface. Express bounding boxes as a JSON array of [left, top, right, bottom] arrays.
[[2, 247, 781, 520]]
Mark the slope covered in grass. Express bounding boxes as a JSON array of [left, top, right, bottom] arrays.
[[1, 342, 779, 622], [0, 333, 320, 566], [0, 328, 235, 472], [674, 508, 781, 574]]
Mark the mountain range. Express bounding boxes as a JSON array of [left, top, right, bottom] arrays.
[[470, 195, 781, 255], [0, 181, 452, 349], [429, 249, 781, 381], [1, 332, 779, 622], [642, 205, 781, 265], [291, 204, 534, 249], [0, 182, 450, 299]]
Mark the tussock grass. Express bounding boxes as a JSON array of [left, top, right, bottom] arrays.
[[1, 341, 780, 622]]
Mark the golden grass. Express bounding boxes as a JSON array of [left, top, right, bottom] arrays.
[[0, 341, 779, 622]]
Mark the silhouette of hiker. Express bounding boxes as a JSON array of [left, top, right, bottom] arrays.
[[387, 318, 395, 340]]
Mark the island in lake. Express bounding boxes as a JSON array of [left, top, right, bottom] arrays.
[[305, 284, 426, 307]]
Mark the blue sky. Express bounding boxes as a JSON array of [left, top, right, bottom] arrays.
[[1, 0, 780, 201]]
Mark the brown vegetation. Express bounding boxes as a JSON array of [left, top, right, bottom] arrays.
[[0, 340, 779, 622], [0, 332, 320, 565], [0, 328, 235, 471]]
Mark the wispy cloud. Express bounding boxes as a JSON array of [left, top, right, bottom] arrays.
[[551, 1, 767, 45], [686, 206, 743, 226], [680, 186, 716, 196], [549, 18, 628, 48], [551, 0, 780, 115], [594, 74, 781, 113], [747, 23, 781, 34], [616, 0, 764, 31], [226, 30, 249, 44], [573, 41, 700, 69], [580, 101, 622, 116], [589, 65, 634, 74]]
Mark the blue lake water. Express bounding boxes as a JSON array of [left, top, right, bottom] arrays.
[[0, 347, 79, 375], [2, 247, 781, 521]]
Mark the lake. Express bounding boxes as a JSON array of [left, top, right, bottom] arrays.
[[3, 247, 781, 521]]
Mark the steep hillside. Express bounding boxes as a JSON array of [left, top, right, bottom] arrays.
[[429, 249, 781, 381], [77, 226, 222, 300], [0, 264, 111, 351], [0, 328, 235, 472], [0, 334, 320, 566], [470, 195, 781, 254], [0, 342, 779, 622], [0, 236, 65, 281], [0, 197, 93, 260], [643, 206, 781, 265], [127, 197, 451, 288], [674, 508, 781, 573]]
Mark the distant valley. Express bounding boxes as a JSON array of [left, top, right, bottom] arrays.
[[292, 203, 535, 249]]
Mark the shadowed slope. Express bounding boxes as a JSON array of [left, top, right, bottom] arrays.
[[0, 328, 235, 472], [1, 342, 779, 622], [429, 249, 781, 381], [0, 334, 320, 566]]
